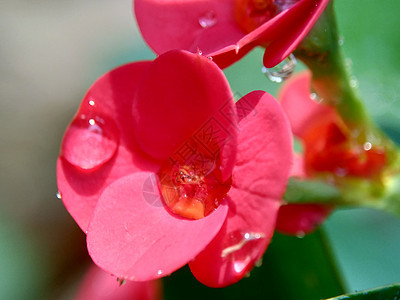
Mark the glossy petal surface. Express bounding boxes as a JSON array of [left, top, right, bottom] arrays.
[[189, 91, 292, 287], [134, 0, 330, 68], [57, 62, 159, 231], [87, 172, 229, 281], [133, 50, 237, 180]]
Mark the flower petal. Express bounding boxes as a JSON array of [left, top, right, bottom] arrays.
[[57, 62, 160, 232], [261, 0, 331, 67], [134, 0, 243, 57], [74, 264, 161, 300], [278, 70, 336, 140], [276, 203, 332, 236], [189, 91, 293, 287], [87, 172, 229, 281], [134, 0, 330, 68], [133, 50, 237, 180]]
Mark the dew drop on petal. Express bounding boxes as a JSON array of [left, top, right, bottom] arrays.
[[158, 153, 230, 220], [61, 114, 119, 171], [262, 53, 296, 83], [364, 142, 372, 151], [157, 270, 163, 276], [221, 230, 266, 275], [56, 190, 62, 200], [199, 11, 217, 28]]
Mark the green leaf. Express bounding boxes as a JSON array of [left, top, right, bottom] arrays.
[[325, 283, 400, 300]]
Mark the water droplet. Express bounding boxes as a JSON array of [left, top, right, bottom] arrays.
[[158, 149, 230, 220], [88, 99, 95, 106], [207, 56, 213, 61], [262, 53, 296, 83], [350, 76, 359, 88], [364, 142, 372, 151], [197, 48, 203, 56], [157, 270, 163, 276], [61, 114, 119, 171], [56, 191, 62, 200], [310, 92, 323, 103], [338, 35, 344, 46], [221, 230, 265, 275], [255, 257, 263, 267], [296, 231, 305, 238], [199, 11, 217, 28]]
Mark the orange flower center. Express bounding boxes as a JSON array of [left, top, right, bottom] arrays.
[[303, 118, 387, 178], [158, 145, 231, 220]]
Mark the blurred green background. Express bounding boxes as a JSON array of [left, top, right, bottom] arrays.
[[0, 0, 399, 299]]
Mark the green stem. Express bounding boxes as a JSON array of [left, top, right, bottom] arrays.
[[294, 1, 368, 130]]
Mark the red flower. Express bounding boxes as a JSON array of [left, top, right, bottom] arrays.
[[57, 50, 292, 287], [74, 264, 161, 300], [134, 0, 330, 68], [275, 153, 332, 236], [275, 71, 387, 235]]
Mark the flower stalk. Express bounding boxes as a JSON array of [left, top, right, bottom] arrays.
[[283, 1, 400, 216]]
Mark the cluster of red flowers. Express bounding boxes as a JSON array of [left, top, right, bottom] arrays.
[[57, 0, 338, 298]]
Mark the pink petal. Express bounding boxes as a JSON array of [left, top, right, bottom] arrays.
[[261, 0, 331, 67], [134, 0, 244, 57], [74, 264, 161, 300], [87, 172, 229, 281], [189, 91, 293, 287], [275, 203, 332, 236], [57, 62, 160, 232], [278, 70, 336, 140], [135, 0, 330, 68], [133, 50, 237, 180]]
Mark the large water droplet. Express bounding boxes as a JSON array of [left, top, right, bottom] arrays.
[[61, 114, 119, 171], [199, 11, 217, 28], [221, 230, 265, 275], [262, 53, 296, 83]]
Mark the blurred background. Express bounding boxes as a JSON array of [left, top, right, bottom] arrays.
[[1, 0, 399, 299]]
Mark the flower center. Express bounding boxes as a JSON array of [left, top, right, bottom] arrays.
[[303, 119, 387, 178], [235, 0, 277, 33], [158, 147, 231, 220]]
